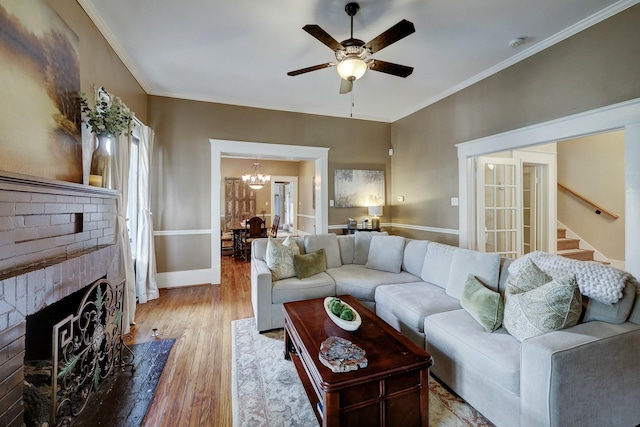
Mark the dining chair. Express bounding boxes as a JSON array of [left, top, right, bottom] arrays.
[[242, 216, 266, 260], [268, 215, 280, 238]]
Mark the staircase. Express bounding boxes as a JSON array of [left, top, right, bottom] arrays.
[[557, 228, 597, 261]]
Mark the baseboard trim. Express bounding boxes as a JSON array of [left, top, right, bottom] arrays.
[[157, 268, 218, 288]]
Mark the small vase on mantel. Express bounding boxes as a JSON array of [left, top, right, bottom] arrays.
[[89, 133, 114, 189]]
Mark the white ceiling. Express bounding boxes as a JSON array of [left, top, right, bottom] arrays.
[[79, 0, 635, 123]]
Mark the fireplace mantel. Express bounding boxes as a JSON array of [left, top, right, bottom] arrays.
[[0, 171, 120, 427]]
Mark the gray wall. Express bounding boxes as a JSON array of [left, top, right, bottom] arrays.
[[390, 5, 640, 244]]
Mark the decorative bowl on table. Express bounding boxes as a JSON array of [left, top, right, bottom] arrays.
[[324, 297, 362, 331]]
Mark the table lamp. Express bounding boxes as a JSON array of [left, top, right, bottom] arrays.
[[368, 206, 383, 229]]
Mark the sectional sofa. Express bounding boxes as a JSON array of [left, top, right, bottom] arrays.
[[250, 232, 640, 427]]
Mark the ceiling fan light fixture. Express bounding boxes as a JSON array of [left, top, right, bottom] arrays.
[[336, 56, 368, 80]]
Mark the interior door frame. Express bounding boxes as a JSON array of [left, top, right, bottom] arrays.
[[270, 175, 298, 233], [457, 97, 640, 278], [513, 150, 557, 254], [211, 140, 329, 284]]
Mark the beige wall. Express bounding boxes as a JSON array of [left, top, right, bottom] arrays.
[[50, 0, 147, 123], [558, 131, 625, 261], [51, 0, 147, 179], [0, 0, 146, 184], [390, 5, 640, 245], [149, 96, 391, 272], [220, 158, 301, 227]]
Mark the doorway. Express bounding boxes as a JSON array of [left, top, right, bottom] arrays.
[[211, 140, 329, 284], [271, 176, 298, 234], [457, 98, 640, 279], [475, 150, 555, 258]]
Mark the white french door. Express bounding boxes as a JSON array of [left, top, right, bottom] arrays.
[[476, 157, 522, 259]]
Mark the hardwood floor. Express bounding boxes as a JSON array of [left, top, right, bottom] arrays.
[[126, 255, 253, 427]]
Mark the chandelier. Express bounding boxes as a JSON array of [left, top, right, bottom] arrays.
[[242, 161, 270, 190]]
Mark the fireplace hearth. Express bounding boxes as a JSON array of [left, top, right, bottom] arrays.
[[0, 172, 121, 427]]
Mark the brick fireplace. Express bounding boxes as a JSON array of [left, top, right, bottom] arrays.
[[0, 172, 120, 427]]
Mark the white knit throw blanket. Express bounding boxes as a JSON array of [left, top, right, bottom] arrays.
[[508, 251, 636, 304]]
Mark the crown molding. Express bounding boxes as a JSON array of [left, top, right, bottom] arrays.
[[392, 0, 640, 122]]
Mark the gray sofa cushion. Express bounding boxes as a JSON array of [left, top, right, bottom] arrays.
[[425, 309, 521, 395], [402, 239, 429, 277], [446, 249, 501, 299], [421, 242, 456, 289], [353, 231, 388, 264], [330, 264, 421, 302], [366, 235, 405, 273], [304, 234, 342, 268], [498, 257, 514, 293], [271, 272, 335, 304], [337, 235, 355, 265], [583, 281, 637, 324], [375, 282, 461, 332], [629, 293, 640, 325]]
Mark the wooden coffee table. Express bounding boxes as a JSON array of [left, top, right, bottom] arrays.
[[283, 295, 433, 427]]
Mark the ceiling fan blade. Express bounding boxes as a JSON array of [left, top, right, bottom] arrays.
[[287, 62, 335, 76], [364, 19, 415, 54], [303, 24, 344, 51], [339, 78, 353, 94], [370, 60, 414, 78]]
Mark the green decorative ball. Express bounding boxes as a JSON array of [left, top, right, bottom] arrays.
[[329, 298, 343, 316], [340, 308, 355, 321]]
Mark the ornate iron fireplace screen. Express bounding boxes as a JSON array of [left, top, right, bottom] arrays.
[[51, 278, 133, 426]]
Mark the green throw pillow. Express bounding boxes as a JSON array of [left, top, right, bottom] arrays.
[[504, 271, 582, 342], [461, 275, 504, 332], [294, 249, 327, 279]]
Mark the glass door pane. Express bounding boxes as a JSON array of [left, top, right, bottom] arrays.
[[477, 157, 522, 259]]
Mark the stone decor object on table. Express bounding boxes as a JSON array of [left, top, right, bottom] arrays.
[[318, 336, 368, 373]]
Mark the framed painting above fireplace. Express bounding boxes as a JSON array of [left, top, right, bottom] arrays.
[[0, 0, 82, 183]]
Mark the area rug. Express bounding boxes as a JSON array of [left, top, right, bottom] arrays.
[[231, 318, 493, 427], [72, 338, 175, 427]]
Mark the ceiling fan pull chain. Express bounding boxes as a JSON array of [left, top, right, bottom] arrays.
[[350, 88, 355, 117]]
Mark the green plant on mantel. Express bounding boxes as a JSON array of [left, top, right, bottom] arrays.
[[78, 92, 132, 136]]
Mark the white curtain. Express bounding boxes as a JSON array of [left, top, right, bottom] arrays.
[[135, 125, 159, 303], [112, 129, 136, 334]]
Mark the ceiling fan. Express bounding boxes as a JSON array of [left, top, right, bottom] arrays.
[[287, 2, 415, 94]]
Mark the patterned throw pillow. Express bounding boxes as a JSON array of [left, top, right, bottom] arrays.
[[265, 236, 300, 280], [503, 259, 582, 342], [508, 258, 551, 293]]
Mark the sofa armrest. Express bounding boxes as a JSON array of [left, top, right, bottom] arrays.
[[251, 258, 274, 332], [520, 321, 640, 427]]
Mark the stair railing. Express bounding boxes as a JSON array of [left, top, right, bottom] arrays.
[[557, 183, 620, 219]]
